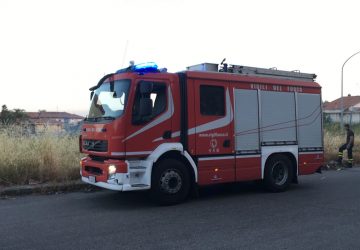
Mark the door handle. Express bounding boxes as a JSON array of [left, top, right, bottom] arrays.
[[223, 139, 230, 148], [162, 130, 172, 139]]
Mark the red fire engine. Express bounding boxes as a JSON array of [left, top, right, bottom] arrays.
[[80, 61, 324, 205]]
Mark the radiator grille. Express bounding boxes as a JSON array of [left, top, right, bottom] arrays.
[[83, 140, 108, 152]]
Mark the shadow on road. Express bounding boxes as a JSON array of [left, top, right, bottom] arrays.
[[84, 190, 154, 209], [76, 172, 328, 209], [82, 181, 297, 209]]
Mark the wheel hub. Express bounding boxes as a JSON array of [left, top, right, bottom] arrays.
[[160, 169, 182, 194], [272, 161, 289, 185]]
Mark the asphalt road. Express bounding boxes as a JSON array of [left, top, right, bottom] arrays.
[[1, 168, 360, 250]]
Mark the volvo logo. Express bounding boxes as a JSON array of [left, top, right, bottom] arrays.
[[83, 140, 100, 150], [82, 140, 107, 152]]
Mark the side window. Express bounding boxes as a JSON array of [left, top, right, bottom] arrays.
[[200, 85, 225, 116], [132, 81, 167, 124]]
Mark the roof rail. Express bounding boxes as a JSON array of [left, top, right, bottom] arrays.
[[187, 63, 317, 82]]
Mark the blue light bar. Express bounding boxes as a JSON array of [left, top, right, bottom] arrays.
[[133, 62, 158, 73]]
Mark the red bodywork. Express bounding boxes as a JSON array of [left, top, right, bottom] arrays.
[[80, 69, 324, 187]]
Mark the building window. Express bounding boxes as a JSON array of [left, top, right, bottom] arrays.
[[200, 85, 225, 116]]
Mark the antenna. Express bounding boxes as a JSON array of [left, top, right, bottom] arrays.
[[220, 58, 228, 72], [121, 40, 129, 67]]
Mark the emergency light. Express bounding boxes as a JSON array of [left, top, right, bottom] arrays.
[[133, 62, 158, 73]]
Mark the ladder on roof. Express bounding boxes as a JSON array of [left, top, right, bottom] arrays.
[[220, 63, 317, 82], [186, 62, 317, 82]]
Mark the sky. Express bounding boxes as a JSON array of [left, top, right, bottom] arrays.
[[1, 0, 360, 116]]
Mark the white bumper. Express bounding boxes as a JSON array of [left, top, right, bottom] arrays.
[[81, 176, 124, 191], [81, 163, 151, 192]]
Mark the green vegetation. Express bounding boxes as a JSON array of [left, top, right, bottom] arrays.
[[0, 105, 28, 126]]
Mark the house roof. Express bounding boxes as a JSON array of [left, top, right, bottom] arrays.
[[323, 96, 360, 111], [26, 112, 84, 120]]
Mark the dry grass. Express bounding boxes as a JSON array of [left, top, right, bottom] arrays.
[[323, 124, 359, 164], [0, 126, 83, 186], [324, 131, 343, 162], [0, 124, 358, 187]]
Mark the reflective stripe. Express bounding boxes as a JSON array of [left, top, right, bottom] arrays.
[[198, 156, 234, 161], [111, 152, 126, 156], [152, 88, 233, 143], [111, 151, 152, 156], [188, 88, 233, 135], [236, 154, 261, 159], [299, 151, 324, 155]]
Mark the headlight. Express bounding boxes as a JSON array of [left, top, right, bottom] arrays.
[[108, 164, 117, 175]]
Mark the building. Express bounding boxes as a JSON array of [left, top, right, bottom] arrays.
[[323, 95, 360, 124], [26, 111, 84, 133]]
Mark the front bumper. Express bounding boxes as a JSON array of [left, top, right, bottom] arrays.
[[80, 157, 151, 191], [82, 176, 124, 191]]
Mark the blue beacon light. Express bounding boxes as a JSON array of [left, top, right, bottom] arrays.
[[133, 62, 159, 73]]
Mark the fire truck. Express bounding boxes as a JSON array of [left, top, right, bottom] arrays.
[[80, 61, 324, 205]]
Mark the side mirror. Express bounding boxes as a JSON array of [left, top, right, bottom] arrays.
[[139, 98, 152, 116], [139, 81, 153, 94], [90, 91, 94, 100]]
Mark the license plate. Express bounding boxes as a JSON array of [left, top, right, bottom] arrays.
[[89, 176, 96, 183]]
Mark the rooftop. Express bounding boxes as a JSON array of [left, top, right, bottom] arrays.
[[26, 112, 84, 120], [324, 95, 360, 111]]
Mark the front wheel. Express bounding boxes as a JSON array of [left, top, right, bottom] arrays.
[[264, 155, 293, 192], [151, 159, 191, 205]]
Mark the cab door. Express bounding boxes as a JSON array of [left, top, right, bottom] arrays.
[[193, 80, 235, 185], [125, 79, 172, 157]]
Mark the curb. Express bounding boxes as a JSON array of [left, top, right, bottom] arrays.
[[0, 180, 101, 197]]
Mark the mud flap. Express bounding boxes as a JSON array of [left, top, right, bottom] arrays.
[[316, 166, 322, 174]]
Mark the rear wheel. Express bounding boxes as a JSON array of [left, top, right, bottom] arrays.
[[264, 155, 293, 192], [151, 159, 191, 205]]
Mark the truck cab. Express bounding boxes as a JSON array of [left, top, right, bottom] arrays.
[[80, 63, 193, 204]]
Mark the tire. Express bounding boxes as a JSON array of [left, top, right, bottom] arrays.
[[151, 159, 191, 205], [264, 154, 293, 192]]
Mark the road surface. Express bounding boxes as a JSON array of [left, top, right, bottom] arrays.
[[1, 168, 360, 249]]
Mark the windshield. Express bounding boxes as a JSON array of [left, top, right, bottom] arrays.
[[87, 79, 131, 120]]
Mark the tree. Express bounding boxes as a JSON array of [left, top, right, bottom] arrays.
[[0, 105, 28, 126]]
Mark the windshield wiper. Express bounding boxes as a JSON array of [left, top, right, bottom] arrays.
[[84, 117, 96, 121], [84, 116, 115, 122], [100, 116, 115, 120]]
